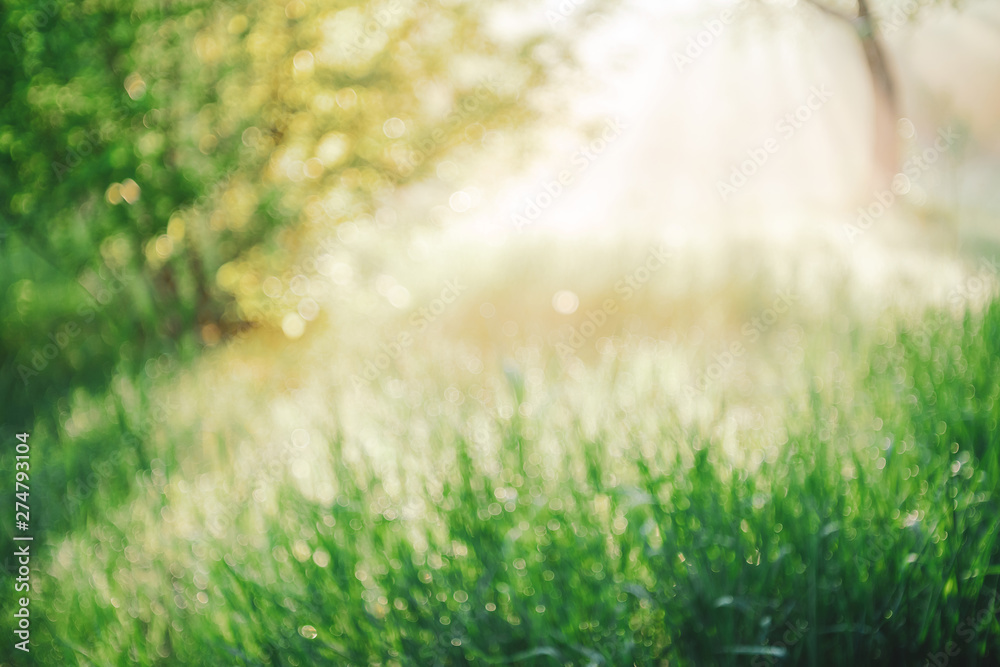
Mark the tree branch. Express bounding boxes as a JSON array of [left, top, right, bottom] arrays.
[[805, 0, 901, 188], [801, 0, 856, 24]]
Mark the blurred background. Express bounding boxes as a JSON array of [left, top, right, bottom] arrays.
[[5, 0, 1000, 432], [3, 0, 1000, 664]]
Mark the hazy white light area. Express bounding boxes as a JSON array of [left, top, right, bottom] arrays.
[[119, 0, 1000, 507], [434, 0, 1000, 297]]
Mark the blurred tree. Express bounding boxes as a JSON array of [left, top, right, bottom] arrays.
[[0, 0, 560, 432], [801, 0, 961, 190]]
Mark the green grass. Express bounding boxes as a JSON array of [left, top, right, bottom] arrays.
[[8, 276, 1000, 666]]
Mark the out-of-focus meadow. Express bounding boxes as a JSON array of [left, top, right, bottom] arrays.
[[2, 0, 1000, 665]]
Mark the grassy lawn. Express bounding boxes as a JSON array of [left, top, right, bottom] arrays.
[[8, 241, 999, 666]]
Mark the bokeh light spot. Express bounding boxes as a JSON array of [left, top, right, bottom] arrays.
[[282, 313, 306, 339], [552, 290, 580, 315], [383, 117, 406, 139]]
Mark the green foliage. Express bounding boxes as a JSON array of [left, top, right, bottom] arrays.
[[0, 0, 549, 430], [15, 294, 1000, 665]]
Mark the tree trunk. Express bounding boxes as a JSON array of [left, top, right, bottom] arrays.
[[808, 0, 901, 193], [856, 0, 901, 193]]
